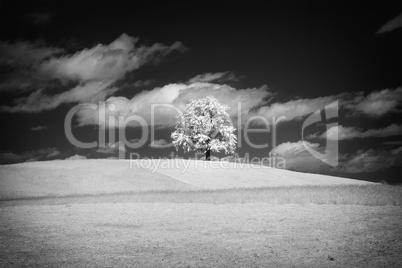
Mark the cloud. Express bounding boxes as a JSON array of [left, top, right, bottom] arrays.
[[132, 79, 155, 87], [65, 154, 87, 160], [256, 95, 341, 122], [96, 141, 125, 154], [270, 141, 402, 173], [351, 87, 402, 117], [1, 81, 118, 113], [0, 40, 63, 69], [270, 141, 330, 172], [149, 139, 170, 148], [46, 150, 61, 158], [383, 141, 402, 146], [76, 82, 271, 127], [187, 71, 242, 83], [377, 12, 402, 34], [74, 83, 402, 129], [31, 125, 48, 131], [391, 146, 402, 155], [311, 124, 402, 140], [0, 147, 60, 164], [2, 34, 399, 125], [257, 87, 401, 123], [336, 148, 400, 173], [39, 34, 185, 82], [1, 34, 186, 113], [0, 40, 64, 93]]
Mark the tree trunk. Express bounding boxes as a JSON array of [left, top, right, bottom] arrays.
[[205, 149, 211, 161]]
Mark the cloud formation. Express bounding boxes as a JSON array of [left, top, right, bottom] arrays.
[[131, 79, 155, 87], [377, 12, 402, 34], [0, 40, 63, 93], [351, 88, 402, 117], [2, 81, 118, 113], [2, 32, 399, 134], [96, 141, 125, 154], [0, 147, 60, 164], [336, 148, 401, 173], [39, 34, 185, 82], [65, 154, 87, 160], [73, 83, 402, 129], [1, 34, 186, 113], [311, 124, 402, 140], [257, 87, 401, 123], [0, 40, 63, 70], [76, 82, 271, 127], [270, 141, 402, 173], [270, 141, 330, 172], [187, 71, 241, 83], [257, 95, 341, 122]]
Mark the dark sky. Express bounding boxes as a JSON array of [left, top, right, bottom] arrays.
[[0, 0, 401, 183]]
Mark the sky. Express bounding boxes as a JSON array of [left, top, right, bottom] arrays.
[[0, 0, 401, 183]]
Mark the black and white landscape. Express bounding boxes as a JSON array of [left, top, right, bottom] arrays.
[[0, 0, 401, 267]]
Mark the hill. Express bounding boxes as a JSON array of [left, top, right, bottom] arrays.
[[0, 159, 375, 200]]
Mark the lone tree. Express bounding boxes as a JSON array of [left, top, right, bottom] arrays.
[[171, 96, 237, 160]]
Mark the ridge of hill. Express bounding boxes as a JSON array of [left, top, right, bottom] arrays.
[[0, 159, 375, 199]]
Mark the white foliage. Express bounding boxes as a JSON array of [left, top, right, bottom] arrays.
[[171, 96, 237, 155]]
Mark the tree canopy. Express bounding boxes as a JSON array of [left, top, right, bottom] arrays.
[[171, 96, 237, 159]]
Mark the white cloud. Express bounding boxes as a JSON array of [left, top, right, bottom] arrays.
[[0, 40, 64, 93], [76, 82, 271, 127], [1, 34, 186, 113], [351, 87, 402, 117], [1, 81, 118, 113], [65, 154, 87, 160], [0, 147, 60, 164], [0, 40, 63, 70], [149, 139, 170, 148], [74, 84, 402, 129], [256, 95, 340, 122], [336, 148, 399, 173], [377, 12, 402, 34], [31, 125, 48, 131], [96, 141, 125, 154], [187, 71, 241, 83], [313, 124, 402, 140], [270, 141, 402, 174], [258, 87, 402, 121], [39, 34, 184, 82], [46, 150, 61, 158], [2, 36, 400, 127], [270, 141, 330, 172]]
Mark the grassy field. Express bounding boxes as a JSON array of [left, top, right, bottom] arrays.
[[1, 184, 401, 207], [1, 203, 401, 267], [0, 159, 374, 199], [0, 160, 199, 199], [1, 160, 401, 267]]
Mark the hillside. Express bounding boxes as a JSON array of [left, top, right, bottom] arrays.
[[0, 159, 375, 199]]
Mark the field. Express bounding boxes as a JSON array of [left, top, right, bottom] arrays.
[[1, 159, 401, 267]]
